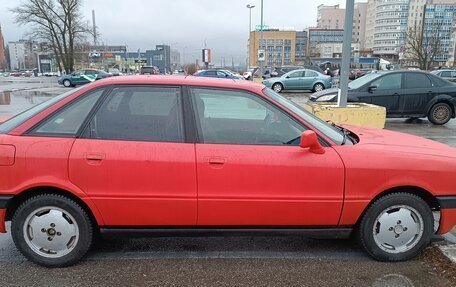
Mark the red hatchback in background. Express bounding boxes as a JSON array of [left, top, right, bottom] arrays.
[[0, 76, 455, 267]]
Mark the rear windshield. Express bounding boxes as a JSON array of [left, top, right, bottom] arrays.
[[0, 87, 84, 134]]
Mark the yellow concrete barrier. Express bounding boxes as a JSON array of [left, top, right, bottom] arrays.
[[304, 102, 386, 129]]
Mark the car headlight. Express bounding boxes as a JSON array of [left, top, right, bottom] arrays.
[[316, 94, 337, 102]]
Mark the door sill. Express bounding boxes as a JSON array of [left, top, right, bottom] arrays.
[[100, 226, 353, 239]]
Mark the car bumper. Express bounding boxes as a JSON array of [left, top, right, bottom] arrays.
[[437, 196, 456, 234]]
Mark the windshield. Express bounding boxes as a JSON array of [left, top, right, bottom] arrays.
[[0, 86, 84, 134], [263, 88, 345, 145], [348, 72, 382, 89]]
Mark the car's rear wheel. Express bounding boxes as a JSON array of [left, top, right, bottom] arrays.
[[63, 79, 72, 88], [313, 83, 325, 92], [272, 83, 283, 93], [357, 193, 433, 261], [11, 194, 93, 267], [428, 102, 452, 125]]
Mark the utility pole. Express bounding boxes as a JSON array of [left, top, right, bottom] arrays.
[[246, 4, 255, 69], [337, 0, 354, 108], [92, 10, 97, 46], [259, 0, 264, 77]]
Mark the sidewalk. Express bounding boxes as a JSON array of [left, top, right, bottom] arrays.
[[440, 231, 456, 263]]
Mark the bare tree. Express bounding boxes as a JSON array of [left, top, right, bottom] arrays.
[[11, 0, 94, 73], [404, 21, 447, 70]]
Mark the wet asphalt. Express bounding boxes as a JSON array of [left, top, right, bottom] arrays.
[[0, 77, 455, 286]]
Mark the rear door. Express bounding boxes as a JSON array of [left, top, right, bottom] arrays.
[[363, 73, 402, 114], [68, 85, 197, 226], [303, 70, 319, 89], [400, 73, 436, 116]]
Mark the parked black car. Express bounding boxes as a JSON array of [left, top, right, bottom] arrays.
[[310, 70, 456, 125]]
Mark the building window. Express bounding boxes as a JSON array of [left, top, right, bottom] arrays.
[[277, 39, 283, 45], [284, 40, 291, 46], [267, 39, 275, 45], [276, 46, 282, 52], [267, 46, 274, 51], [284, 46, 291, 52]]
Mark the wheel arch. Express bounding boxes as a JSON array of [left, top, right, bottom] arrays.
[[354, 185, 439, 227], [424, 96, 455, 118], [272, 81, 284, 89], [5, 186, 102, 228]]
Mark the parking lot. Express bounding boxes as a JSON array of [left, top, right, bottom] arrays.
[[0, 77, 455, 286]]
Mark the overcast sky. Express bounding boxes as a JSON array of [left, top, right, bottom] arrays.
[[0, 0, 345, 65]]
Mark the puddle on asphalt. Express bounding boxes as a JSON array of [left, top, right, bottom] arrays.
[[0, 90, 56, 116]]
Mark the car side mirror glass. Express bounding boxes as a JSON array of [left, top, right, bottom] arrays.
[[285, 76, 290, 78], [299, 130, 325, 154], [368, 85, 377, 93]]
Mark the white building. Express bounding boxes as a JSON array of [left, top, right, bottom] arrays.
[[8, 41, 27, 70]]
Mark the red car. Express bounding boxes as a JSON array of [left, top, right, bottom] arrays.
[[0, 76, 455, 267]]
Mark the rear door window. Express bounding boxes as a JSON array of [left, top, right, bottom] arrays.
[[87, 86, 183, 142], [405, 73, 433, 89]]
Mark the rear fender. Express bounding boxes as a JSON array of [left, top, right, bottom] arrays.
[[424, 95, 456, 117]]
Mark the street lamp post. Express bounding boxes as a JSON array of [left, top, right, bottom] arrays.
[[246, 4, 255, 69], [337, 0, 355, 108]]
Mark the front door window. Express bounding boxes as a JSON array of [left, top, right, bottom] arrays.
[[190, 88, 305, 145]]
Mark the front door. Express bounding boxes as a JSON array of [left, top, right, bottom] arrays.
[[190, 87, 345, 226], [70, 71, 89, 85], [400, 72, 437, 116], [69, 85, 197, 226], [363, 73, 402, 115], [283, 70, 305, 90]]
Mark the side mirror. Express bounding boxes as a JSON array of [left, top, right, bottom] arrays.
[[299, 131, 325, 154], [285, 76, 290, 79], [368, 85, 377, 93]]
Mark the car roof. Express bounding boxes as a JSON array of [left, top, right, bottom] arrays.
[[89, 75, 265, 93]]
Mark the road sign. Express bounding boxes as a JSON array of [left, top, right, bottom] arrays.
[[134, 59, 147, 64], [257, 49, 265, 61]]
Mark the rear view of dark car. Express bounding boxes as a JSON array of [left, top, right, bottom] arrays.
[[310, 70, 456, 125], [140, 66, 159, 75]]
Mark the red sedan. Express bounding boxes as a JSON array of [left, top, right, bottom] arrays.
[[0, 76, 455, 267]]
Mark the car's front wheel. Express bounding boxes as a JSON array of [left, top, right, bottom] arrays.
[[62, 79, 72, 88], [357, 193, 433, 261], [11, 194, 93, 267], [428, 102, 452, 125]]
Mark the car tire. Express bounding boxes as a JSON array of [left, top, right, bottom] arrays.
[[313, 83, 325, 92], [63, 79, 72, 88], [357, 193, 433, 262], [272, 83, 283, 93], [11, 194, 93, 267], [428, 102, 452, 125]]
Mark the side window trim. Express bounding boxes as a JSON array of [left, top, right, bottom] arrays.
[[25, 87, 110, 138], [79, 84, 186, 143], [188, 86, 308, 146]]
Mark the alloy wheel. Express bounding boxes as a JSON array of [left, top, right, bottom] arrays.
[[23, 206, 79, 258], [372, 205, 424, 254]]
